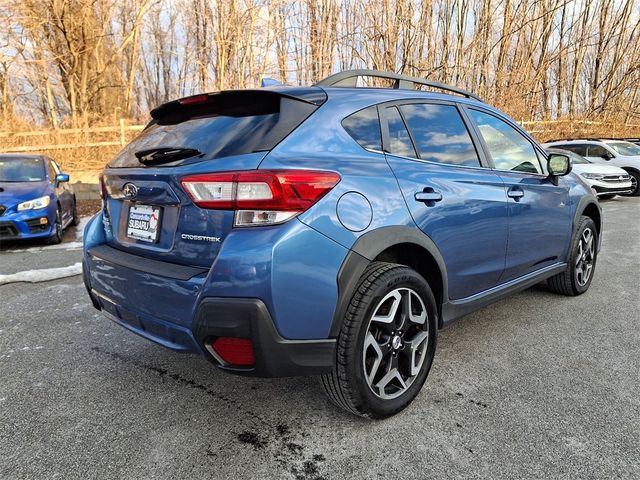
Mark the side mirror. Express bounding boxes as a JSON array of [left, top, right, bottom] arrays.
[[601, 152, 614, 160], [548, 153, 572, 177], [55, 173, 70, 184]]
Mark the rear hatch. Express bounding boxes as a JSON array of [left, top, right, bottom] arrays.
[[102, 88, 326, 268]]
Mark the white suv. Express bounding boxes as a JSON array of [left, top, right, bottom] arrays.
[[542, 139, 640, 196]]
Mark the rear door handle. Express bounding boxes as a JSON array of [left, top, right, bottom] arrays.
[[507, 186, 524, 200], [415, 188, 443, 204]]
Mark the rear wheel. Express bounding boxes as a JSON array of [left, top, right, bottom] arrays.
[[547, 216, 597, 296], [321, 262, 437, 418]]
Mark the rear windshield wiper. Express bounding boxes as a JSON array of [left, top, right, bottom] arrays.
[[134, 147, 202, 165]]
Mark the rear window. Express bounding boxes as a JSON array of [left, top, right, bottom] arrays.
[[0, 157, 46, 182], [342, 106, 382, 151], [401, 103, 481, 167], [109, 91, 322, 168]]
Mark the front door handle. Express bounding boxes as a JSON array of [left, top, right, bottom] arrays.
[[415, 188, 443, 205], [507, 186, 524, 200]]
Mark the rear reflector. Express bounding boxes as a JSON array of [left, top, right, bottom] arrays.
[[210, 337, 255, 367], [181, 170, 341, 226]]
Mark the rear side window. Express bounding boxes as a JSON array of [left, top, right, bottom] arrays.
[[556, 144, 588, 156], [385, 107, 417, 158], [469, 109, 543, 174], [109, 91, 321, 167], [400, 104, 481, 167], [342, 106, 382, 151]]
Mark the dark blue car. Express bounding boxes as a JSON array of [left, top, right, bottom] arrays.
[[83, 70, 602, 418], [0, 154, 77, 244]]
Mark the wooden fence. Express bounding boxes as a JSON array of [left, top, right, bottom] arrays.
[[0, 118, 638, 173]]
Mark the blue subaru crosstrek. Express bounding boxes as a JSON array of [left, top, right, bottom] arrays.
[[0, 154, 77, 244], [83, 70, 602, 418]]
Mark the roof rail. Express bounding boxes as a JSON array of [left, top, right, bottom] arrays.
[[546, 138, 604, 143], [314, 69, 484, 102]]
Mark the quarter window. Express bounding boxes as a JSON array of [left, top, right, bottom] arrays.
[[399, 103, 481, 167], [469, 109, 543, 174], [385, 106, 417, 158], [342, 106, 382, 151]]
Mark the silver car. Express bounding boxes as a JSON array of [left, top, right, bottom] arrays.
[[545, 148, 632, 199]]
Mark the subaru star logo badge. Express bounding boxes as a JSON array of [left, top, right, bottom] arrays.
[[122, 183, 138, 199]]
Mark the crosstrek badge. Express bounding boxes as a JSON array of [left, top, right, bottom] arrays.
[[180, 233, 221, 242]]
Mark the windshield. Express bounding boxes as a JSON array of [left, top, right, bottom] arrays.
[[0, 157, 46, 182], [607, 141, 640, 156], [109, 91, 320, 168]]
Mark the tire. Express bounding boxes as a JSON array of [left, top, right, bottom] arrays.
[[547, 216, 597, 296], [321, 262, 438, 418], [46, 206, 63, 245], [71, 198, 79, 226], [622, 170, 640, 197], [598, 194, 616, 200]]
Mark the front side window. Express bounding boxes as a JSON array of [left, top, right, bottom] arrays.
[[587, 144, 614, 158], [469, 109, 543, 174], [400, 103, 481, 167], [47, 162, 57, 183], [342, 106, 382, 151]]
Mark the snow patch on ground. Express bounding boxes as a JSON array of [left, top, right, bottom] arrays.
[[75, 216, 91, 240], [0, 263, 82, 286]]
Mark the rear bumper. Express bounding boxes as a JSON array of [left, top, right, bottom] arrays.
[[83, 246, 337, 377], [193, 298, 335, 377]]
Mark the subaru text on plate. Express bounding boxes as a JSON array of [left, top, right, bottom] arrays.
[[83, 70, 602, 418]]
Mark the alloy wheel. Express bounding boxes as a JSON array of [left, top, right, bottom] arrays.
[[575, 227, 595, 286], [362, 288, 430, 400], [630, 175, 638, 195]]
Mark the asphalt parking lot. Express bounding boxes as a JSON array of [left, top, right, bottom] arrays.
[[1, 197, 639, 480]]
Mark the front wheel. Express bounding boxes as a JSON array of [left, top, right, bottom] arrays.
[[321, 262, 438, 418], [621, 170, 639, 197], [547, 216, 597, 296], [71, 198, 79, 226], [46, 206, 63, 245]]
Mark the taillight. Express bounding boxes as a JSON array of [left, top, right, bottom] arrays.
[[98, 174, 107, 199], [178, 93, 209, 105], [181, 170, 341, 227]]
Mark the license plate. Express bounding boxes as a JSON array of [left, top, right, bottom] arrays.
[[126, 204, 161, 243]]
